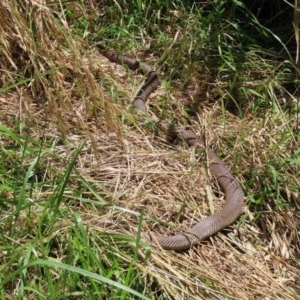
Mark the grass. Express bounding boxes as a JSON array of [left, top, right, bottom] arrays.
[[1, 0, 299, 299]]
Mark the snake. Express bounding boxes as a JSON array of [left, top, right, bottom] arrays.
[[98, 45, 245, 250]]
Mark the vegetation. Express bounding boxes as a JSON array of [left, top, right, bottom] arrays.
[[0, 0, 299, 299]]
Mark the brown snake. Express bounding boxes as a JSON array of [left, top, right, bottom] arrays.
[[98, 45, 245, 250]]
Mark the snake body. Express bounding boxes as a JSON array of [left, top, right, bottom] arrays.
[[98, 45, 245, 250]]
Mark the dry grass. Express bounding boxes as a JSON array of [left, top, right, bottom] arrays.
[[0, 1, 299, 299]]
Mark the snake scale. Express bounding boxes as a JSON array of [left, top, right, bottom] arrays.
[[98, 45, 245, 250]]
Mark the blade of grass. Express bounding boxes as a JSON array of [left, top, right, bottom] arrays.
[[0, 259, 151, 300]]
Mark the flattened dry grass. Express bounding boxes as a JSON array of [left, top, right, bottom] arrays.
[[0, 1, 299, 299]]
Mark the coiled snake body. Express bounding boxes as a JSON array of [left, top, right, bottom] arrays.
[[98, 45, 245, 250]]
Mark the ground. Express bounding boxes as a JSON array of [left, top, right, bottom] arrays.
[[0, 1, 299, 299]]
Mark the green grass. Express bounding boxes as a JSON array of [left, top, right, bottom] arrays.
[[0, 123, 150, 299], [1, 0, 299, 299]]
